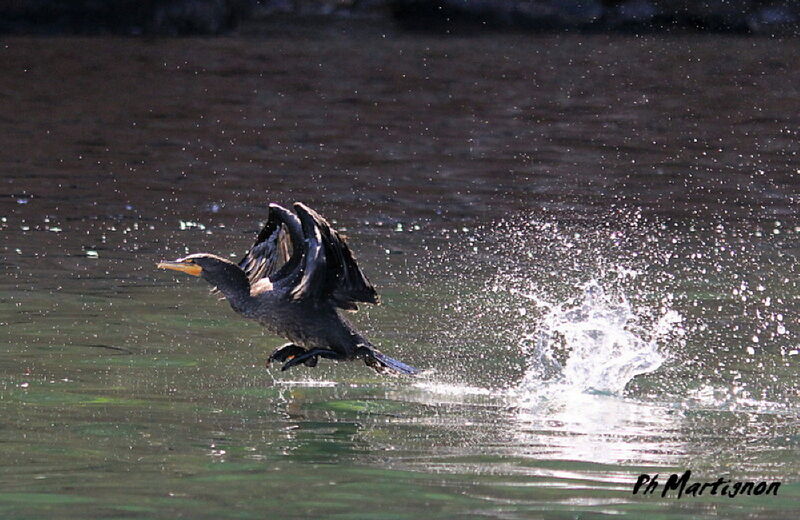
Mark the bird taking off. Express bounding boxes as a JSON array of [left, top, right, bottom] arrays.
[[157, 202, 418, 376]]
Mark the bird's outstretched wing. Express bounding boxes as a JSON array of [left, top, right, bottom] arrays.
[[238, 203, 304, 287], [290, 202, 379, 310]]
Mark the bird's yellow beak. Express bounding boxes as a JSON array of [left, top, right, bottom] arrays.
[[157, 260, 202, 277]]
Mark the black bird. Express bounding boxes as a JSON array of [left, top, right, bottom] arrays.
[[157, 202, 418, 375]]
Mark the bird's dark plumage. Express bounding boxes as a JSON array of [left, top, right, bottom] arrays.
[[238, 203, 303, 287], [157, 202, 418, 375], [291, 203, 379, 309]]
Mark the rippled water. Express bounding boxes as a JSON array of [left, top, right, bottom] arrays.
[[1, 31, 800, 518]]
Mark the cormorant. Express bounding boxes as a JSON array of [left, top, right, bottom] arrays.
[[157, 202, 418, 375]]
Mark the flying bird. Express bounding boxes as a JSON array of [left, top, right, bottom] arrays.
[[157, 202, 418, 375]]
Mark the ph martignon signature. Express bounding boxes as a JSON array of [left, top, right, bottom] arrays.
[[633, 470, 780, 499]]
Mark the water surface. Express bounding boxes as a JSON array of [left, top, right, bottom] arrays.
[[1, 32, 800, 519]]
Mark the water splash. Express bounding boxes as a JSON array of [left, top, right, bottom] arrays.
[[513, 280, 678, 403], [422, 211, 799, 415]]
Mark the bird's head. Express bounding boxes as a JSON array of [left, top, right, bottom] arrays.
[[157, 254, 249, 294]]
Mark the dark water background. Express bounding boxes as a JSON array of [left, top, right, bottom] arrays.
[[1, 30, 800, 518]]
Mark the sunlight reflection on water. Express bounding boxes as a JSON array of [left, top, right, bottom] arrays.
[[510, 392, 682, 466]]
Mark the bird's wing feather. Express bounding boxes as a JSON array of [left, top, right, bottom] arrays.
[[290, 202, 379, 310], [238, 204, 304, 287], [289, 212, 326, 301]]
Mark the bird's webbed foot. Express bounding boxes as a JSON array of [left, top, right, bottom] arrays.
[[354, 346, 388, 374], [266, 344, 318, 368], [355, 346, 418, 376], [280, 348, 345, 372]]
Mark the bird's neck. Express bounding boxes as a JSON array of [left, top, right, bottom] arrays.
[[218, 284, 255, 315], [207, 269, 255, 315]]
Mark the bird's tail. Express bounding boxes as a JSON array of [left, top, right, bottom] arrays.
[[366, 348, 419, 376]]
